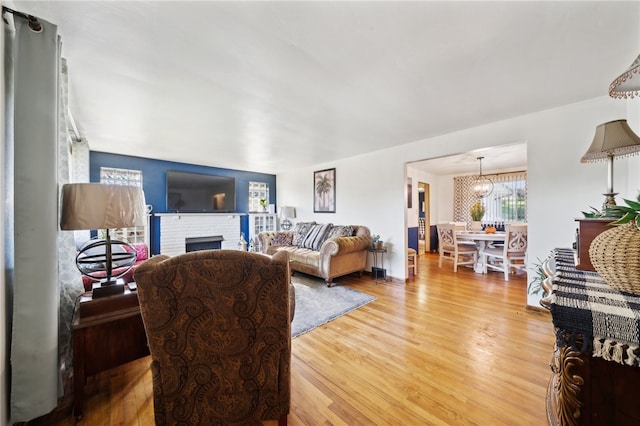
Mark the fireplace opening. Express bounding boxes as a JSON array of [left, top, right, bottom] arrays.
[[185, 235, 224, 252]]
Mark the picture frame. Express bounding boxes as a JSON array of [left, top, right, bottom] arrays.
[[314, 168, 336, 213]]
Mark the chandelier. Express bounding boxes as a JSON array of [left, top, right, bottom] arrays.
[[472, 156, 493, 198]]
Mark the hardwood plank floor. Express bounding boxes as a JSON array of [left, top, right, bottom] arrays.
[[52, 252, 554, 425]]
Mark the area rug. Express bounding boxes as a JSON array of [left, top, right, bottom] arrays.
[[291, 275, 376, 338]]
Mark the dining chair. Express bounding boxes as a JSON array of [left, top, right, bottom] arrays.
[[436, 223, 478, 272], [407, 247, 418, 276], [482, 223, 528, 280], [450, 221, 467, 231]]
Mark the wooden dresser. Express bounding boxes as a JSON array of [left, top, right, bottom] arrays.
[[574, 218, 614, 271], [543, 249, 640, 425]]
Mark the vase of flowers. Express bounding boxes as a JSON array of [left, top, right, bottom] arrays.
[[470, 201, 485, 231], [372, 234, 384, 250]]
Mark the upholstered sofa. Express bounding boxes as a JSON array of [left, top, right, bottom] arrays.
[[258, 223, 371, 286]]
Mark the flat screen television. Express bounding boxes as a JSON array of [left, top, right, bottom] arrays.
[[166, 170, 236, 213]]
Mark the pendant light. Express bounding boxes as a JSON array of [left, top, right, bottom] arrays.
[[473, 156, 493, 198]]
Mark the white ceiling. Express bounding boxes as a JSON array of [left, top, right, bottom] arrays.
[[9, 1, 640, 174], [409, 143, 528, 176]]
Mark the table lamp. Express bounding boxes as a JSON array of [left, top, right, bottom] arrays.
[[581, 119, 640, 209], [60, 183, 146, 298], [609, 53, 640, 99], [279, 206, 296, 230]]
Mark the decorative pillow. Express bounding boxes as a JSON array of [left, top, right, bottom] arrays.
[[132, 243, 148, 261], [273, 232, 293, 246], [326, 225, 354, 239], [292, 222, 316, 246], [301, 223, 333, 250]]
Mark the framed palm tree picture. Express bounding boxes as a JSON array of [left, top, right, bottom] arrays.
[[314, 168, 336, 213]]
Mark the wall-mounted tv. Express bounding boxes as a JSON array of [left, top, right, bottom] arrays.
[[166, 170, 236, 213]]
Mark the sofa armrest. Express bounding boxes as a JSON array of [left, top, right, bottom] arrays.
[[257, 232, 277, 253], [319, 235, 372, 257]]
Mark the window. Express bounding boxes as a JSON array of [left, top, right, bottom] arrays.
[[248, 181, 269, 212], [100, 167, 143, 187], [100, 167, 145, 243], [454, 171, 527, 226], [482, 172, 527, 223]]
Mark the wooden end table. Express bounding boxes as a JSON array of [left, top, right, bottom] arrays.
[[72, 285, 149, 419]]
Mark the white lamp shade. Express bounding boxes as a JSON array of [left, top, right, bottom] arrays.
[[60, 183, 146, 230], [279, 206, 296, 219], [581, 120, 640, 163], [610, 54, 640, 99]]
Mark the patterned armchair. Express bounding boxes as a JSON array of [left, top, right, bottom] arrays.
[[134, 250, 293, 426]]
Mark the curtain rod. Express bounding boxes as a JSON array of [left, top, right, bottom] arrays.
[[482, 170, 526, 177], [2, 6, 43, 33], [458, 169, 526, 179]]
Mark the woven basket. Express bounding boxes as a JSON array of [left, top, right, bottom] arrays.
[[589, 222, 640, 295]]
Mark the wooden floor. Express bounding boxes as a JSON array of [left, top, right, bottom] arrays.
[[52, 252, 554, 425]]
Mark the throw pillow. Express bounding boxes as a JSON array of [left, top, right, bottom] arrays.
[[326, 225, 354, 239], [273, 232, 293, 246], [292, 222, 316, 246], [301, 223, 333, 250]]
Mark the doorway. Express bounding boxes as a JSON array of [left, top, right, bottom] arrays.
[[418, 182, 430, 254]]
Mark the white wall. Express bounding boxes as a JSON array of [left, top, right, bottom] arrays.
[[1, 11, 6, 425], [277, 96, 638, 308]]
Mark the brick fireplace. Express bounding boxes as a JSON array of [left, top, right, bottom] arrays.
[[157, 213, 243, 256], [185, 235, 224, 252]]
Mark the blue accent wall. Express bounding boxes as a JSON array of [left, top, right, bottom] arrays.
[[90, 152, 276, 254], [408, 226, 419, 251]]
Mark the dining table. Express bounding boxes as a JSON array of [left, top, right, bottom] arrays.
[[456, 230, 506, 273]]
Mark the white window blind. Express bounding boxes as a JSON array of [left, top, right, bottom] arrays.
[[99, 167, 145, 243], [248, 181, 269, 212]]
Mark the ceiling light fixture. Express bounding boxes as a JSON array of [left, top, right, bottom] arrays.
[[473, 156, 493, 198], [609, 54, 640, 99]]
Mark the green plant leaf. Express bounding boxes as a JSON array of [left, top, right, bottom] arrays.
[[612, 212, 635, 225], [624, 198, 640, 210]]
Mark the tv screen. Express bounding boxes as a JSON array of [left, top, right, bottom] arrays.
[[166, 170, 236, 213]]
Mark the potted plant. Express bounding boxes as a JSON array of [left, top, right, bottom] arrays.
[[469, 201, 485, 231], [371, 234, 384, 250], [259, 198, 267, 212], [589, 195, 640, 294], [527, 257, 550, 298]]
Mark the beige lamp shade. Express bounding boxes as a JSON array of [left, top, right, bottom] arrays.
[[609, 54, 640, 99], [60, 183, 146, 230], [581, 119, 640, 163]]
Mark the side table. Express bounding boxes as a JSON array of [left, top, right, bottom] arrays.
[[368, 247, 387, 282], [72, 286, 149, 419]]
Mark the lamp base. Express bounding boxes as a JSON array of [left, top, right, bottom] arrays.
[[92, 279, 125, 298], [602, 192, 619, 211], [281, 219, 292, 230]]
